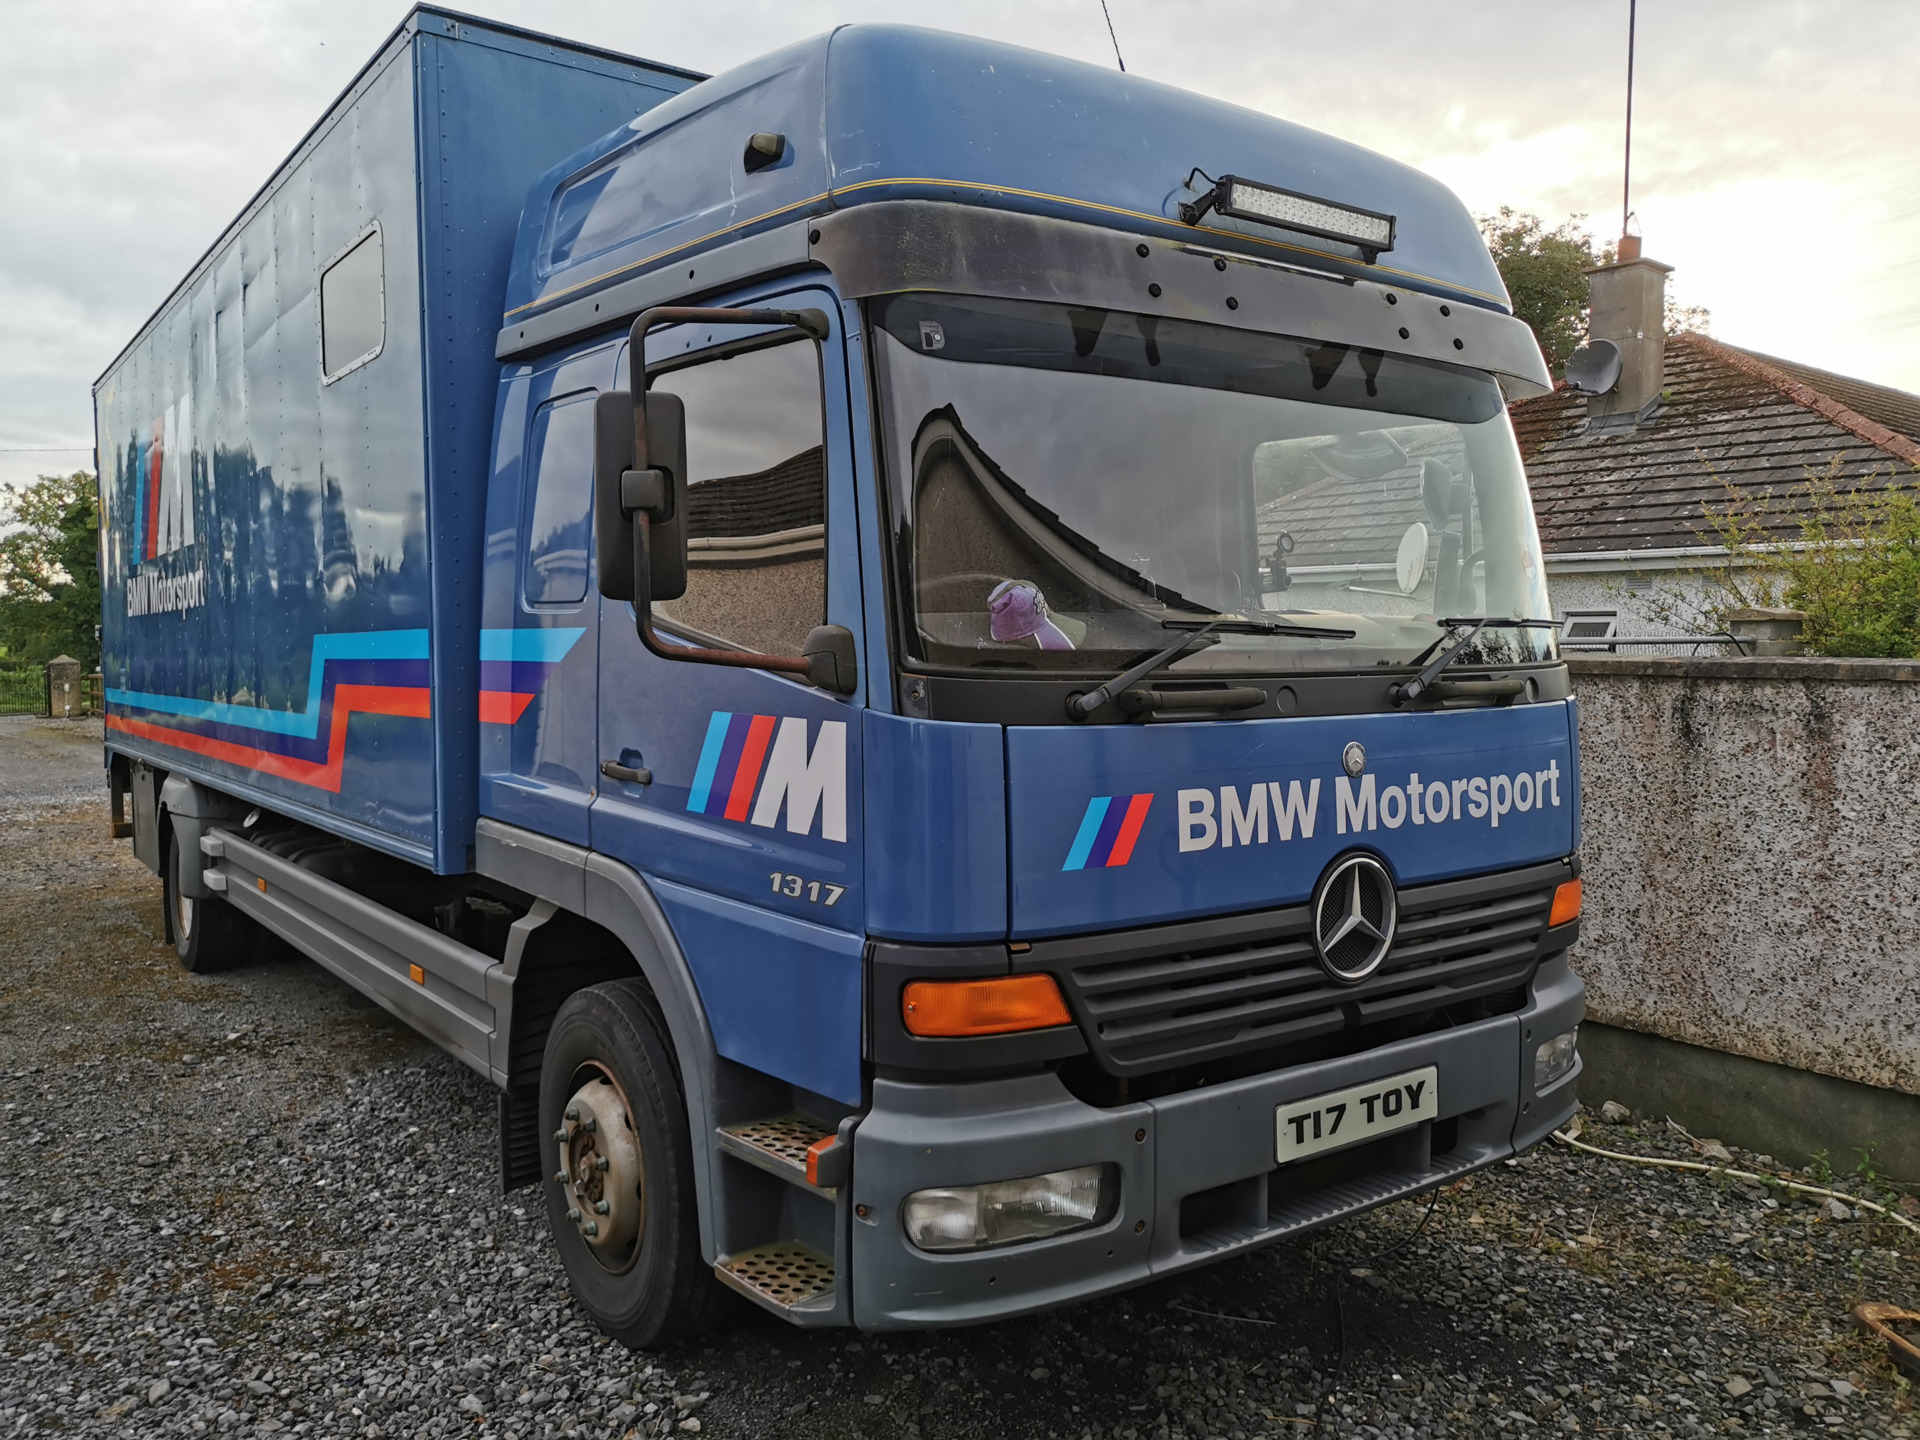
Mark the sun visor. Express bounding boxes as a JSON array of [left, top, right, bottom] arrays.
[[811, 203, 1552, 397]]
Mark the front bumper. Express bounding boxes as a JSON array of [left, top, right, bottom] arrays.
[[847, 954, 1582, 1328]]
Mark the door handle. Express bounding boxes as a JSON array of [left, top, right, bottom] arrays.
[[599, 759, 652, 786]]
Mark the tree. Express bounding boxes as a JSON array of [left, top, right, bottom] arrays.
[[1478, 208, 1612, 375], [0, 471, 102, 670], [1692, 461, 1920, 659], [1481, 209, 1712, 377]]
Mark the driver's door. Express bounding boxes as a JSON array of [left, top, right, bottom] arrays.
[[589, 293, 865, 1105]]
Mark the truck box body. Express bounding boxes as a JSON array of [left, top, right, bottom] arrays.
[[94, 12, 696, 869]]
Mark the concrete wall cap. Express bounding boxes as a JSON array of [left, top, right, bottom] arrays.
[[1568, 653, 1920, 682]]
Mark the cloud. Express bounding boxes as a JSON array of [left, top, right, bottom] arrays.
[[1, 0, 1914, 496]]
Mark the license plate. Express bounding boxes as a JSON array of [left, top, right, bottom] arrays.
[[1275, 1066, 1438, 1165]]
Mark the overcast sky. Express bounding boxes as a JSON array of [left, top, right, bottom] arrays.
[[3, 0, 1916, 491]]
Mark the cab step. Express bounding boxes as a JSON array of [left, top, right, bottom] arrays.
[[716, 1113, 835, 1189], [715, 1240, 836, 1315]]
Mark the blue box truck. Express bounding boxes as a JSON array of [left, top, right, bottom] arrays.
[[96, 6, 1585, 1345]]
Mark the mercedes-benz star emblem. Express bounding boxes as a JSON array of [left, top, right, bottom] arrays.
[[1312, 854, 1397, 983], [1342, 741, 1366, 777]]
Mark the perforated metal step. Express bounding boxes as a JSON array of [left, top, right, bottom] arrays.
[[716, 1113, 834, 1186], [716, 1241, 836, 1314]]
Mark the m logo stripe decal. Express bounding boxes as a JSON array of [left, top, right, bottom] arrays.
[[724, 715, 778, 821], [1062, 793, 1154, 870], [1062, 797, 1111, 871], [687, 711, 732, 813], [1107, 793, 1154, 867]]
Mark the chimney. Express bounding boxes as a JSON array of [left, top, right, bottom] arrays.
[[1582, 249, 1672, 421]]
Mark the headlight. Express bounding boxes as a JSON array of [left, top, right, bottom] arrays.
[[1534, 1027, 1579, 1090], [902, 1164, 1118, 1253]]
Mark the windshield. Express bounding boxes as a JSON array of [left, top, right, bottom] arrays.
[[871, 293, 1556, 676]]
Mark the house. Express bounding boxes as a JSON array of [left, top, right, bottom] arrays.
[[1509, 251, 1920, 647]]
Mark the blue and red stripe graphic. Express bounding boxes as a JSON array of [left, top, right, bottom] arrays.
[[687, 711, 779, 819], [104, 626, 586, 793], [105, 630, 432, 793], [477, 627, 587, 724], [1062, 793, 1154, 870]]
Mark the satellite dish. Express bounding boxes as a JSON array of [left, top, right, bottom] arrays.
[[1396, 522, 1429, 595], [1564, 338, 1623, 396]]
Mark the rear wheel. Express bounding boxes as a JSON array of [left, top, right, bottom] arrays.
[[165, 829, 259, 973], [540, 979, 731, 1348]]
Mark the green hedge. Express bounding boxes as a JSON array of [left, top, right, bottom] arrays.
[[0, 662, 45, 716]]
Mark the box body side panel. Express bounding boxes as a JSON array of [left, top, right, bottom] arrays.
[[96, 44, 439, 862], [95, 19, 695, 868], [416, 27, 694, 868]]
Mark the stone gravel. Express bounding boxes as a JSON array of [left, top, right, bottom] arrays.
[[2, 714, 1915, 1439]]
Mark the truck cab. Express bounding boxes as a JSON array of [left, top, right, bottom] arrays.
[[477, 26, 1582, 1337], [96, 14, 1582, 1347]]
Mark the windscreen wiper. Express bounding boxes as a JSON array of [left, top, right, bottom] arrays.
[[1160, 617, 1358, 640], [1067, 624, 1222, 719], [1392, 617, 1560, 705], [1067, 615, 1359, 720]]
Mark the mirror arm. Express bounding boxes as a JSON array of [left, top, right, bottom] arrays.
[[619, 303, 842, 691], [628, 304, 830, 385], [629, 512, 813, 677]]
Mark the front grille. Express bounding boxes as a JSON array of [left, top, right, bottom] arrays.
[[1019, 860, 1563, 1077]]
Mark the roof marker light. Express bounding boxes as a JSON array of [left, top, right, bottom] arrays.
[[1179, 174, 1396, 261]]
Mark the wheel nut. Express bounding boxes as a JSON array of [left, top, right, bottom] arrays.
[[583, 1221, 599, 1237], [552, 1128, 568, 1143], [595, 1156, 610, 1172], [567, 1208, 581, 1222], [565, 1106, 580, 1121], [594, 1200, 610, 1215], [552, 1170, 567, 1185], [581, 1118, 597, 1133]]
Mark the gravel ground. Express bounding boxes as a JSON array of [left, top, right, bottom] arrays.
[[1, 713, 1916, 1440]]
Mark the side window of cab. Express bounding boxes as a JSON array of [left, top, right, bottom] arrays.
[[524, 391, 597, 606], [648, 336, 826, 655]]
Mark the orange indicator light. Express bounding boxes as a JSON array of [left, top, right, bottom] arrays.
[[1549, 878, 1583, 927], [902, 973, 1073, 1037]]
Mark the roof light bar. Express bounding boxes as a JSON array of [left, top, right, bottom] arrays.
[[1179, 175, 1396, 261]]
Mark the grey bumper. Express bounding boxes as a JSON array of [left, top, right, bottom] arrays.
[[848, 956, 1583, 1329]]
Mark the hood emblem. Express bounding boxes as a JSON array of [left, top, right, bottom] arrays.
[[1342, 741, 1367, 777], [1312, 853, 1397, 983]]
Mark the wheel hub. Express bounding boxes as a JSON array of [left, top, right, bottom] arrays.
[[552, 1070, 643, 1266]]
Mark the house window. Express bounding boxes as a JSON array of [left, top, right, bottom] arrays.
[[1562, 611, 1619, 651], [649, 337, 826, 655], [523, 392, 597, 606], [320, 226, 384, 381]]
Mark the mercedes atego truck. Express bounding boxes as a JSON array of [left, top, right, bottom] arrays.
[[95, 8, 1585, 1346]]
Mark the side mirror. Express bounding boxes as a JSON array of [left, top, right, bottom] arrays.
[[803, 625, 858, 696], [593, 389, 687, 603], [593, 303, 851, 696]]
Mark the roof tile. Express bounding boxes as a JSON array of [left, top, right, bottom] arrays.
[[1510, 333, 1920, 554]]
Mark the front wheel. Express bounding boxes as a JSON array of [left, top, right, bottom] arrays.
[[165, 829, 259, 973], [540, 979, 731, 1348]]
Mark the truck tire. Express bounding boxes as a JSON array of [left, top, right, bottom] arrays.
[[540, 979, 731, 1348], [165, 830, 259, 973]]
